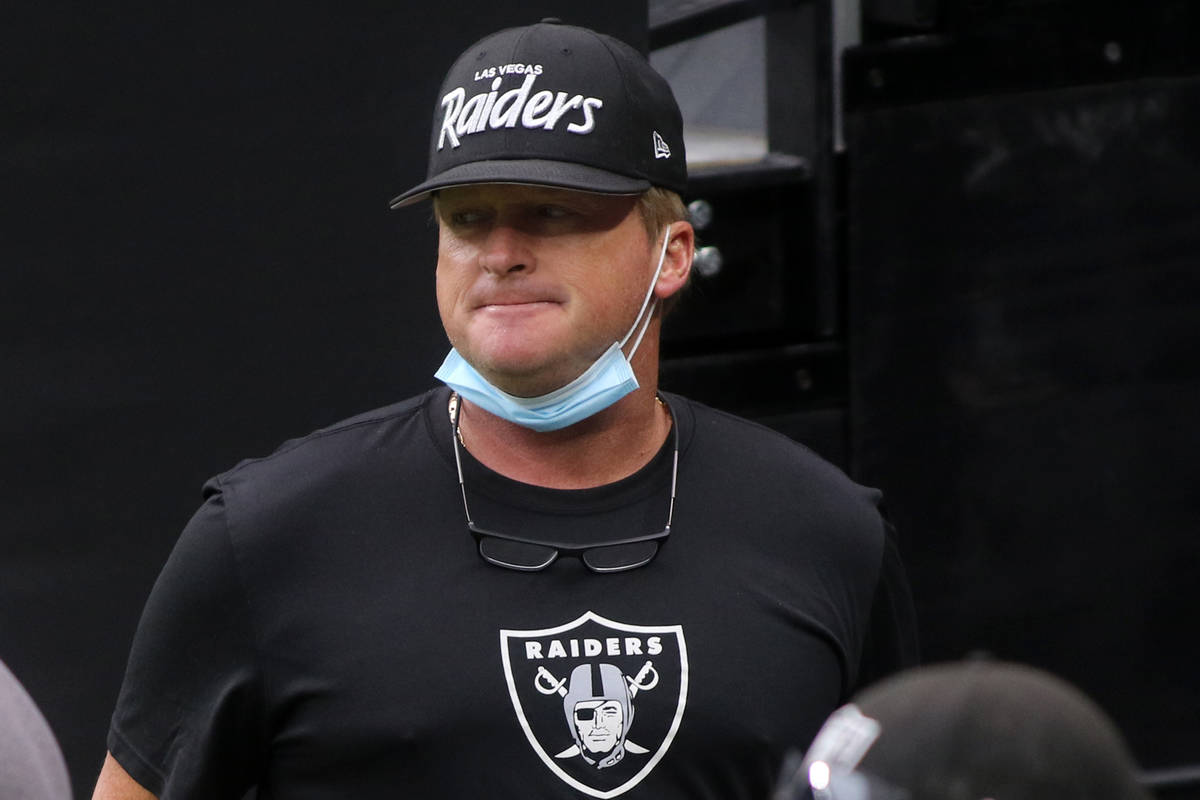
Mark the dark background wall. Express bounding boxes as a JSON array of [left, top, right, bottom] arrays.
[[846, 73, 1200, 770], [840, 6, 1200, 787]]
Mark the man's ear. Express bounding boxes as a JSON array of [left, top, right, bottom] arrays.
[[654, 221, 695, 300]]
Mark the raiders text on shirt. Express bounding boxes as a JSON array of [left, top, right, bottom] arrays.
[[524, 636, 665, 661]]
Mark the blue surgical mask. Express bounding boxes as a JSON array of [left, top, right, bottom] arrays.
[[435, 229, 672, 432]]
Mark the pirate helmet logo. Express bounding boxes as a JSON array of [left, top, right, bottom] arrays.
[[501, 611, 688, 798]]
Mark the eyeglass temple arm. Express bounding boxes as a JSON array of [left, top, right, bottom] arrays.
[[448, 393, 475, 526], [450, 391, 679, 534], [666, 445, 677, 530]]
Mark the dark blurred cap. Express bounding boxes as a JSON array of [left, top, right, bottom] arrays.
[[787, 660, 1151, 800]]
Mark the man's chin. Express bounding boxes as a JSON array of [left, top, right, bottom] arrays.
[[472, 358, 592, 399]]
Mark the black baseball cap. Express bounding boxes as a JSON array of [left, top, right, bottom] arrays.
[[389, 19, 686, 209], [785, 661, 1150, 800]]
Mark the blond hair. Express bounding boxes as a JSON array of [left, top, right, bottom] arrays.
[[636, 187, 689, 242]]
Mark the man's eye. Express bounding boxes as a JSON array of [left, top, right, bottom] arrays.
[[449, 210, 487, 225], [537, 205, 572, 219]]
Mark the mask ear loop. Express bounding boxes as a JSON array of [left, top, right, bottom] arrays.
[[619, 226, 673, 360]]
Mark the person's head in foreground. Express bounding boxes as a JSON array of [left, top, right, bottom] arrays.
[[778, 660, 1151, 800]]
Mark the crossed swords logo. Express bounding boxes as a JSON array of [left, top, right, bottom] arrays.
[[535, 660, 660, 760]]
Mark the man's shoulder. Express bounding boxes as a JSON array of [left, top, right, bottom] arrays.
[[674, 393, 889, 563], [672, 393, 857, 486], [209, 389, 441, 494]]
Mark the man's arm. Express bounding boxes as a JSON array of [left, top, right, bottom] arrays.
[[100, 484, 264, 797], [92, 752, 157, 800]]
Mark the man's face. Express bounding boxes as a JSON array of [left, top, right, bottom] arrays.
[[572, 699, 625, 754], [434, 183, 657, 398]]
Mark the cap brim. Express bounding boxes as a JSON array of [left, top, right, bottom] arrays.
[[388, 158, 650, 209]]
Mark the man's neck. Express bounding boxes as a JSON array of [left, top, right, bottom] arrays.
[[454, 383, 671, 489]]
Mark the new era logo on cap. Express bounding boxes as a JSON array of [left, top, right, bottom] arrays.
[[390, 19, 686, 209], [653, 131, 671, 160]]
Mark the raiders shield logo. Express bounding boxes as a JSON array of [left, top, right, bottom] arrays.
[[500, 611, 688, 798]]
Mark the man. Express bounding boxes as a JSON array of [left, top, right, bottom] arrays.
[[94, 19, 917, 799]]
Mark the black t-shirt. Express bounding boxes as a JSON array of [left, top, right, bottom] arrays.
[[109, 388, 917, 799]]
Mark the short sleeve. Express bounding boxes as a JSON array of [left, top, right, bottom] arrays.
[[853, 527, 920, 694], [108, 481, 265, 798]]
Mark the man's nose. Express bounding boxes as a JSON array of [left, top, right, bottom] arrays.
[[478, 224, 531, 275]]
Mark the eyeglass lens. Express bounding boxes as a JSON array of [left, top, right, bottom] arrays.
[[476, 535, 662, 573], [477, 537, 558, 571]]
